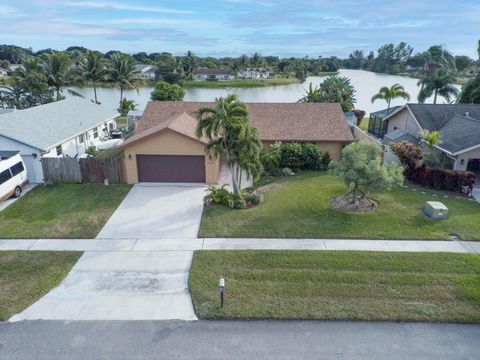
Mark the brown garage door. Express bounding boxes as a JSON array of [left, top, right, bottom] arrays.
[[137, 155, 205, 183]]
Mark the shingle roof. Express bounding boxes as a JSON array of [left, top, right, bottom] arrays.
[[407, 103, 480, 131], [0, 98, 119, 150], [120, 112, 207, 148], [436, 114, 480, 154], [135, 101, 354, 143]]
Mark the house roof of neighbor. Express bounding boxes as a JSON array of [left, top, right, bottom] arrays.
[[0, 98, 119, 151], [382, 128, 419, 145], [370, 105, 402, 119], [435, 114, 480, 154], [131, 101, 354, 145]]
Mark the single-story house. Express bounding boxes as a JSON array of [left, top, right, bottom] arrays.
[[0, 98, 119, 183], [134, 64, 156, 80], [193, 68, 234, 81], [119, 101, 354, 184], [369, 104, 480, 171], [237, 68, 272, 80]]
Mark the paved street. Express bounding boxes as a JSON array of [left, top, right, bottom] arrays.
[[0, 320, 479, 359]]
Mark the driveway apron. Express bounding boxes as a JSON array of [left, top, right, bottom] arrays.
[[10, 251, 197, 321]]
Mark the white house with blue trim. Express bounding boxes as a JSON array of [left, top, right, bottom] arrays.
[[0, 98, 119, 183]]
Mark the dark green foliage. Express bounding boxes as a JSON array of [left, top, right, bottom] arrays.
[[150, 81, 185, 101], [458, 75, 480, 104]]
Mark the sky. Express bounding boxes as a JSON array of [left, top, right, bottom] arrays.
[[0, 0, 479, 58]]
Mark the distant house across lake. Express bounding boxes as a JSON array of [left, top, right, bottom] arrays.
[[192, 67, 234, 81]]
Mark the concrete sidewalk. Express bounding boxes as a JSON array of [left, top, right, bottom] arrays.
[[1, 237, 479, 253]]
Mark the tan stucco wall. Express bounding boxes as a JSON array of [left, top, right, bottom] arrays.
[[387, 109, 422, 136], [261, 140, 346, 161], [453, 147, 480, 171], [122, 130, 219, 184]]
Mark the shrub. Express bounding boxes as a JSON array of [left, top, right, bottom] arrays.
[[204, 185, 246, 209], [85, 146, 98, 156], [279, 142, 328, 170], [150, 81, 185, 101], [414, 167, 475, 195], [260, 142, 281, 175], [390, 141, 423, 179], [204, 185, 234, 208]]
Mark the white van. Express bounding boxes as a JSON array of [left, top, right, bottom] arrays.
[[0, 154, 28, 202]]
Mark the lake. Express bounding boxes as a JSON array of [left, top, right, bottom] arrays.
[[69, 69, 461, 115]]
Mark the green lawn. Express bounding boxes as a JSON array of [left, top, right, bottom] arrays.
[[358, 116, 369, 131], [0, 183, 131, 238], [184, 77, 301, 88], [0, 251, 81, 320], [189, 250, 480, 322], [199, 172, 480, 240]]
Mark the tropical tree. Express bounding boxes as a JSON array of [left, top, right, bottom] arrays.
[[118, 98, 137, 116], [417, 68, 459, 104], [371, 84, 410, 110], [419, 129, 442, 165], [298, 83, 321, 103], [195, 94, 262, 194], [329, 140, 404, 208], [78, 51, 107, 104], [250, 52, 263, 78], [182, 50, 197, 78], [0, 82, 25, 109], [299, 76, 356, 112], [41, 52, 71, 100], [150, 81, 185, 101], [109, 53, 140, 106], [458, 76, 480, 104]]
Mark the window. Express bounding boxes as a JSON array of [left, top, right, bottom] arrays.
[[56, 145, 62, 156], [0, 169, 12, 185], [93, 128, 98, 139], [10, 162, 24, 177], [79, 134, 84, 143]]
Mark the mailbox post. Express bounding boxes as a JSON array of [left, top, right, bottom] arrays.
[[219, 276, 225, 308]]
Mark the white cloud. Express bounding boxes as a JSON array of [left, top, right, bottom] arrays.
[[64, 1, 193, 14], [0, 5, 20, 15]]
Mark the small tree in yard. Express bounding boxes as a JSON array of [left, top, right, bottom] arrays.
[[329, 140, 404, 209]]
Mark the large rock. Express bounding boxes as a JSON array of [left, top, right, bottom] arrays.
[[424, 201, 448, 219]]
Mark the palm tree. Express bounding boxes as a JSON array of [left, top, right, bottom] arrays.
[[41, 52, 71, 100], [109, 53, 140, 106], [419, 129, 442, 165], [0, 82, 25, 109], [371, 84, 410, 110], [118, 98, 138, 116], [79, 51, 107, 104], [298, 82, 321, 103], [250, 52, 263, 78], [230, 61, 240, 79], [417, 69, 459, 104], [195, 94, 262, 194]]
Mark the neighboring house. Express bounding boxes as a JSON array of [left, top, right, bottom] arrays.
[[0, 67, 8, 77], [119, 101, 354, 184], [192, 68, 234, 81], [237, 68, 272, 79], [369, 104, 480, 171], [0, 98, 119, 183], [134, 64, 156, 80]]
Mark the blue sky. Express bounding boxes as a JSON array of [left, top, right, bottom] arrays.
[[0, 0, 479, 58]]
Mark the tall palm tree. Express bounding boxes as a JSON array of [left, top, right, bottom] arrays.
[[250, 52, 263, 78], [79, 51, 107, 104], [195, 94, 262, 194], [371, 84, 410, 109], [109, 53, 140, 106], [417, 69, 459, 104], [0, 82, 25, 109], [41, 52, 71, 100]]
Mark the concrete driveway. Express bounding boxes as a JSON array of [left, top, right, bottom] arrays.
[[96, 183, 206, 239], [10, 251, 197, 321]]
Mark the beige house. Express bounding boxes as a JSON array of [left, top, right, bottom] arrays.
[[120, 101, 354, 184], [369, 104, 480, 172]]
